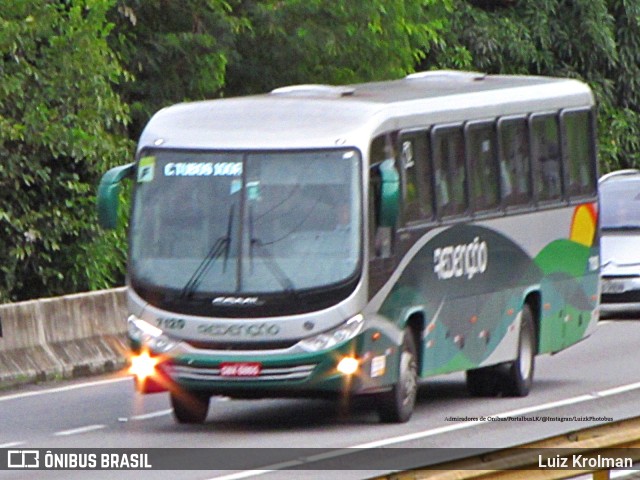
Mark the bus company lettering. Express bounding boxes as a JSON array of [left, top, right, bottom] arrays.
[[197, 323, 280, 337], [164, 161, 242, 177], [434, 237, 488, 280], [212, 296, 262, 306]]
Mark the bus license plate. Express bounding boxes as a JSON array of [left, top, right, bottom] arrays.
[[220, 362, 262, 377]]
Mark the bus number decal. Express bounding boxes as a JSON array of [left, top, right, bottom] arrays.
[[434, 237, 488, 280], [163, 162, 242, 177], [213, 162, 242, 176], [156, 317, 186, 330]]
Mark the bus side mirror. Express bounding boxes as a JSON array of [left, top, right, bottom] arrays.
[[97, 163, 135, 229], [378, 159, 400, 227]]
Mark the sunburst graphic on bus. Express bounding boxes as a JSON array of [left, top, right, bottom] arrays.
[[569, 203, 598, 247]]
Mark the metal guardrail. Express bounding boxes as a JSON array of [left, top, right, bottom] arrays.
[[374, 417, 640, 480]]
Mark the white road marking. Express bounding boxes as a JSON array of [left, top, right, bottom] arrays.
[[0, 441, 26, 448], [130, 409, 173, 421], [54, 424, 106, 436], [207, 470, 278, 480], [597, 381, 640, 397], [0, 376, 130, 402], [353, 394, 596, 449], [204, 380, 640, 480], [125, 399, 230, 421]]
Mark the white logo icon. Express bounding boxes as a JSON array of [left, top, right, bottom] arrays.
[[8, 450, 39, 468]]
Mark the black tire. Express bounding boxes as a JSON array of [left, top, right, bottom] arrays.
[[466, 365, 501, 397], [466, 304, 536, 397], [170, 391, 210, 424], [377, 331, 418, 423], [501, 304, 536, 397]]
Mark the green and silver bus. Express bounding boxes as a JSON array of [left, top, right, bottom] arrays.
[[98, 71, 600, 424]]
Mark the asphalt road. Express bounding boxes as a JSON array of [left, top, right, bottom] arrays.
[[1, 319, 640, 480]]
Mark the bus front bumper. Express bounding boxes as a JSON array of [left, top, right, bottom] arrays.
[[127, 322, 400, 398]]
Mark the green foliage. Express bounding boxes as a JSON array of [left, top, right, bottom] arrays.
[[601, 0, 640, 170], [597, 104, 640, 172], [8, 0, 640, 301], [110, 0, 452, 134], [0, 0, 132, 302], [424, 0, 640, 174], [426, 0, 617, 78], [225, 0, 452, 95], [1, 0, 454, 301], [109, 0, 248, 138]]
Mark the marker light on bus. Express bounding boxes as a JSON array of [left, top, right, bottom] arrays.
[[336, 357, 360, 375], [127, 316, 178, 354], [129, 349, 159, 380], [298, 314, 364, 352]]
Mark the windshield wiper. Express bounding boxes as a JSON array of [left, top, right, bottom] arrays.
[[180, 205, 234, 298]]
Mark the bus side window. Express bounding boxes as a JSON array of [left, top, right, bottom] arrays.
[[399, 131, 433, 223], [561, 108, 597, 198], [498, 117, 532, 207], [466, 121, 499, 212], [432, 125, 467, 218], [530, 113, 562, 202]]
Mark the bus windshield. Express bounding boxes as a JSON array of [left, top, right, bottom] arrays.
[[129, 149, 362, 301]]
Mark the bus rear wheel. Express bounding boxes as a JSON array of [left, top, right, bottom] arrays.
[[377, 331, 418, 423], [466, 304, 536, 397], [170, 391, 210, 424]]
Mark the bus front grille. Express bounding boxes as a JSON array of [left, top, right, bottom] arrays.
[[164, 363, 317, 383], [185, 340, 299, 351]]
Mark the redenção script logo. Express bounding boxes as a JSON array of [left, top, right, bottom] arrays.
[[197, 322, 280, 337]]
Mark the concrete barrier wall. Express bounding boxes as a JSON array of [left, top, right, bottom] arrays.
[[0, 287, 128, 388]]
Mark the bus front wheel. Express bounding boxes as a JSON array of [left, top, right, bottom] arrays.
[[170, 391, 210, 424], [377, 331, 418, 423]]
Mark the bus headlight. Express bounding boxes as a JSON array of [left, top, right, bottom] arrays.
[[127, 316, 178, 354], [298, 314, 364, 352]]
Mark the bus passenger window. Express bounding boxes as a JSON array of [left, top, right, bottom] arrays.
[[400, 132, 433, 223], [562, 109, 597, 198], [531, 114, 562, 202], [499, 117, 532, 207], [433, 126, 467, 217], [466, 122, 499, 212]]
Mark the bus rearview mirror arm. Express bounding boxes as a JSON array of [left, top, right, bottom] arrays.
[[97, 163, 135, 229], [378, 159, 400, 228]]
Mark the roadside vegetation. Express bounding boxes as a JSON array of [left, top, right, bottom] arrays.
[[1, 0, 638, 301]]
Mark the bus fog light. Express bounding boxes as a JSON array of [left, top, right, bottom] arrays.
[[337, 357, 359, 375]]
